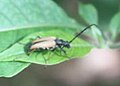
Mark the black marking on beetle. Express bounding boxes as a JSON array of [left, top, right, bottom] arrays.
[[24, 24, 98, 56]]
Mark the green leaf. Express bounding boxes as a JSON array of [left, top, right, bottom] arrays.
[[109, 12, 120, 41], [91, 26, 105, 48], [79, 3, 98, 24], [78, 4, 105, 47], [0, 61, 30, 77], [0, 0, 79, 52], [0, 30, 92, 65]]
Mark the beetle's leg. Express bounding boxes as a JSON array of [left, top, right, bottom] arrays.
[[45, 48, 57, 61], [26, 48, 37, 56], [29, 36, 41, 41], [45, 50, 52, 62], [42, 54, 48, 68], [58, 46, 67, 55], [41, 51, 48, 64], [36, 36, 41, 38], [58, 46, 72, 59], [29, 38, 35, 41], [32, 36, 41, 40], [46, 47, 57, 59], [61, 48, 67, 55]]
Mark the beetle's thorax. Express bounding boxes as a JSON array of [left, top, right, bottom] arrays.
[[55, 39, 70, 48]]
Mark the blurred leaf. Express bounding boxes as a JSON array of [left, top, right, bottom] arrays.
[[0, 30, 92, 65], [91, 26, 105, 48], [110, 43, 120, 48], [0, 61, 30, 77], [78, 3, 105, 47], [79, 3, 98, 24], [109, 12, 120, 41], [0, 0, 79, 52]]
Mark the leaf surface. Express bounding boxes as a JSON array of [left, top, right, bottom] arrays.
[[79, 3, 98, 24], [0, 61, 30, 77], [109, 12, 120, 41], [0, 30, 92, 65], [0, 0, 79, 52]]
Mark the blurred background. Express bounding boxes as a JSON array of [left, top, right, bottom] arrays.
[[0, 0, 120, 86], [55, 0, 120, 29]]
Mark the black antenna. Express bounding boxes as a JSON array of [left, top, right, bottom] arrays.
[[69, 24, 98, 43]]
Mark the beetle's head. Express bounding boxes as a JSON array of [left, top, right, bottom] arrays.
[[63, 41, 70, 48]]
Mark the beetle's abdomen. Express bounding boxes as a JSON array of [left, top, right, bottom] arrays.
[[30, 40, 56, 50]]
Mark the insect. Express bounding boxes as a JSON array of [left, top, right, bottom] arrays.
[[24, 24, 97, 56]]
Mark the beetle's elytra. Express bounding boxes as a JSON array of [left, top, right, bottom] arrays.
[[24, 24, 98, 55]]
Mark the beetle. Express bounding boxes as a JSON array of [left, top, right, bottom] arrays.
[[24, 24, 98, 56]]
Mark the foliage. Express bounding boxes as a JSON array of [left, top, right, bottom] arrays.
[[0, 0, 119, 77]]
